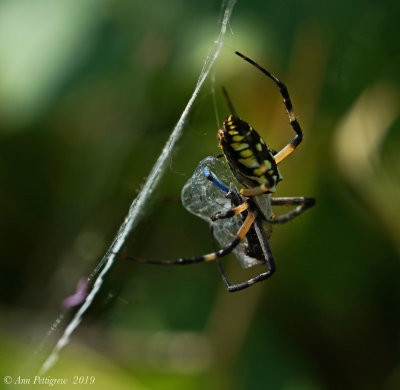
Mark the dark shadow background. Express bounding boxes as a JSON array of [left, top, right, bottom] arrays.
[[1, 0, 400, 389]]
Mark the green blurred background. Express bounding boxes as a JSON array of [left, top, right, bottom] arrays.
[[1, 0, 400, 389]]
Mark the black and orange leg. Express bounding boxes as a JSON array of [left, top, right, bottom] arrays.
[[210, 201, 250, 221], [212, 216, 276, 292], [209, 224, 232, 291], [204, 166, 252, 219], [269, 196, 316, 224], [119, 211, 256, 269], [235, 51, 303, 164], [240, 183, 271, 197]]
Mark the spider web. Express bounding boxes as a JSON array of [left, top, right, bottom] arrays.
[[36, 0, 237, 375]]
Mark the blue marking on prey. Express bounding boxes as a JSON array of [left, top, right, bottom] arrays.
[[204, 167, 229, 193]]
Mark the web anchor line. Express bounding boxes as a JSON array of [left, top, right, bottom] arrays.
[[37, 0, 236, 376]]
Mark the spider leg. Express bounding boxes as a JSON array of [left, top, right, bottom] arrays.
[[204, 166, 252, 216], [235, 51, 303, 164], [209, 202, 270, 293], [205, 168, 244, 203], [120, 211, 256, 266], [204, 155, 271, 201], [240, 183, 271, 197], [209, 225, 233, 289], [269, 196, 315, 223], [205, 168, 275, 290], [221, 86, 237, 116], [204, 166, 252, 221], [211, 201, 250, 221], [216, 217, 276, 292]]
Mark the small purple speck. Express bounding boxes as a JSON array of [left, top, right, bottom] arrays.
[[61, 278, 88, 311]]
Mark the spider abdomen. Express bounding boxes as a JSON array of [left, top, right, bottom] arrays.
[[218, 115, 282, 192]]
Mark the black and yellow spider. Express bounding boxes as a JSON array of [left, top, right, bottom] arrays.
[[121, 51, 315, 292]]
